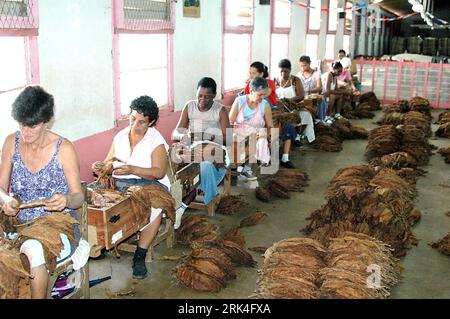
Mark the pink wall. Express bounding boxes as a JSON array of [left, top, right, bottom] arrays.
[[73, 92, 239, 183], [74, 109, 181, 183]]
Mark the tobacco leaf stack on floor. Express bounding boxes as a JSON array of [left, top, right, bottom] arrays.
[[174, 245, 236, 292], [358, 92, 381, 111], [217, 195, 248, 215], [312, 123, 343, 152], [313, 120, 369, 153], [239, 211, 268, 228], [222, 226, 246, 247], [255, 169, 309, 202], [254, 237, 326, 298], [429, 233, 450, 256], [365, 126, 401, 160], [377, 98, 432, 137], [319, 232, 401, 299], [435, 110, 450, 139], [333, 119, 369, 139], [436, 111, 450, 125], [409, 96, 432, 120], [302, 165, 420, 257], [437, 146, 450, 164], [435, 122, 450, 138], [365, 125, 433, 166], [174, 239, 256, 292], [175, 214, 219, 246], [254, 232, 400, 299], [341, 101, 375, 119]]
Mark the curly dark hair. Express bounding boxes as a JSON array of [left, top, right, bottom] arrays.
[[129, 96, 159, 126], [11, 86, 54, 127]]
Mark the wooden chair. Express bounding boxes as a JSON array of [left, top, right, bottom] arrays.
[[115, 212, 174, 263], [167, 147, 231, 217], [46, 182, 90, 299]]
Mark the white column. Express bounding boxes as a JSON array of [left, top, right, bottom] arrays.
[[380, 18, 385, 55], [335, 0, 345, 55], [374, 9, 381, 56], [317, 0, 328, 60], [358, 3, 367, 55], [350, 3, 357, 56], [367, 9, 374, 56]]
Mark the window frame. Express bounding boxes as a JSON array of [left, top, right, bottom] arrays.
[[0, 0, 39, 36], [221, 0, 254, 93], [112, 0, 175, 119], [0, 0, 40, 147], [326, 0, 338, 35], [306, 0, 321, 35], [269, 0, 291, 75]]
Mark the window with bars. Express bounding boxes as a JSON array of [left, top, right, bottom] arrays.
[[114, 0, 174, 32], [327, 0, 338, 33], [113, 0, 174, 114], [222, 0, 254, 91], [307, 0, 321, 33], [0, 0, 38, 33]]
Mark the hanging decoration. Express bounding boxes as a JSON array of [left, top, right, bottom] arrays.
[[287, 0, 450, 26]]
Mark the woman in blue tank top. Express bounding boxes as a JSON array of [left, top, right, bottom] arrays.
[[0, 86, 84, 299]]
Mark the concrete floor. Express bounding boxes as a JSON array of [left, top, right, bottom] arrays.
[[89, 110, 450, 299]]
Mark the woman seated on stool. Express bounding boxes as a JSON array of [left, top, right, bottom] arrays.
[[229, 77, 273, 179], [297, 55, 324, 121], [323, 62, 352, 124], [244, 61, 298, 169], [171, 77, 230, 229], [92, 95, 170, 280], [275, 59, 315, 162], [0, 86, 85, 299]]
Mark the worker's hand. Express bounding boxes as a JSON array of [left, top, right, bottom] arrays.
[[2, 199, 20, 216], [92, 161, 106, 175], [113, 165, 135, 176], [244, 78, 251, 85], [44, 194, 69, 212]]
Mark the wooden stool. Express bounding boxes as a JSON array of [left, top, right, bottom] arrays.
[[114, 213, 174, 262]]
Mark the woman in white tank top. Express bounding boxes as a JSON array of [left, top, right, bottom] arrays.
[[275, 59, 315, 144]]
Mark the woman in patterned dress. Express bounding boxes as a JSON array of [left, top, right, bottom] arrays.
[[0, 86, 84, 299]]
